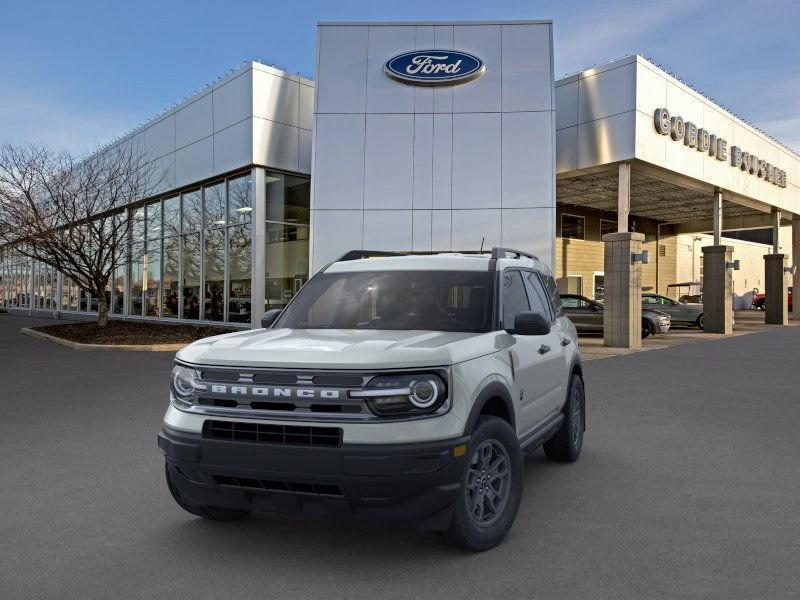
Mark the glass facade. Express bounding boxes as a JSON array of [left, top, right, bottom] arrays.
[[0, 169, 310, 326]]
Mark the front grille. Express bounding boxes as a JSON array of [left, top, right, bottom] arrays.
[[213, 474, 343, 497], [203, 420, 342, 447]]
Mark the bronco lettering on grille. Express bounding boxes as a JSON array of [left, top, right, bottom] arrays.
[[208, 385, 341, 400]]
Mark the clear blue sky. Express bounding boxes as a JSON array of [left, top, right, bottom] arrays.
[[1, 0, 798, 154]]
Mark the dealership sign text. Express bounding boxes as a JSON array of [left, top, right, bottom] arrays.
[[654, 108, 787, 188], [384, 50, 484, 86]]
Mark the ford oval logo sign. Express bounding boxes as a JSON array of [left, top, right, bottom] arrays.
[[384, 50, 485, 86]]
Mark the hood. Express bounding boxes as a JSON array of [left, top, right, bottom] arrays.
[[176, 328, 500, 369]]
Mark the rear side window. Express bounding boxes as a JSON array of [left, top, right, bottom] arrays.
[[522, 271, 552, 320], [501, 271, 530, 330], [541, 274, 563, 318]]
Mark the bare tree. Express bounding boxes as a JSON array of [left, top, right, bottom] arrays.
[[0, 142, 163, 326]]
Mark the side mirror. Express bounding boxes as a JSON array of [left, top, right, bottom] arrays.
[[511, 311, 551, 336], [261, 309, 282, 329]]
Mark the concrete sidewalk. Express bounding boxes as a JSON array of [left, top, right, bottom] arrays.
[[579, 310, 798, 360]]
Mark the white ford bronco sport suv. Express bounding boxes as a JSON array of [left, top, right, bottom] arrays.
[[159, 247, 585, 550]]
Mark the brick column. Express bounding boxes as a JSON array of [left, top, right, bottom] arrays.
[[701, 245, 733, 334], [764, 253, 788, 325], [602, 232, 644, 348]]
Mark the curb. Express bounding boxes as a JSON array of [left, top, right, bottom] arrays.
[[20, 327, 187, 352]]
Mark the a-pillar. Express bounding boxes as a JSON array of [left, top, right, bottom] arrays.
[[602, 232, 644, 348], [701, 246, 733, 334], [792, 215, 800, 321]]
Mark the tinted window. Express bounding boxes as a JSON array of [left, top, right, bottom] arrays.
[[542, 274, 563, 317], [561, 296, 587, 309], [502, 271, 530, 330], [642, 296, 658, 304], [523, 271, 552, 320], [275, 270, 492, 332]]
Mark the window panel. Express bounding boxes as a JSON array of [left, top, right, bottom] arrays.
[[182, 189, 202, 233], [163, 196, 180, 237], [129, 243, 144, 316], [131, 208, 145, 243], [228, 175, 252, 225], [144, 240, 161, 317], [266, 222, 309, 311], [182, 233, 201, 319], [522, 271, 552, 320], [203, 228, 225, 321], [112, 265, 125, 315], [502, 271, 530, 330], [561, 214, 585, 240], [266, 173, 310, 224], [204, 182, 226, 228], [162, 237, 180, 318], [146, 201, 162, 240], [228, 224, 251, 323]]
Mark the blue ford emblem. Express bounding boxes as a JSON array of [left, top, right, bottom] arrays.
[[384, 50, 485, 86]]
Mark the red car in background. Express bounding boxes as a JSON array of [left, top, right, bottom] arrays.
[[752, 287, 793, 311]]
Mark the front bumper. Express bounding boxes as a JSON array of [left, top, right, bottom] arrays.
[[657, 321, 671, 333], [158, 425, 470, 530]]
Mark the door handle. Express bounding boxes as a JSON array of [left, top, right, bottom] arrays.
[[560, 337, 572, 346], [538, 344, 551, 354]]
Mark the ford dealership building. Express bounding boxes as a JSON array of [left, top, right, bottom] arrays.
[[2, 20, 798, 344]]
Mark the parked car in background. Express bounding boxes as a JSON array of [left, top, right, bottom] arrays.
[[642, 293, 704, 329], [752, 287, 793, 311], [560, 294, 670, 338]]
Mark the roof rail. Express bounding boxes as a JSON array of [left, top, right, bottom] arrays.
[[490, 247, 541, 262], [334, 249, 491, 262]]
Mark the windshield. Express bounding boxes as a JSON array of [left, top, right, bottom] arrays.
[[274, 270, 493, 332]]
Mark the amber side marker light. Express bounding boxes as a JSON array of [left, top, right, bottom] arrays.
[[453, 445, 467, 457]]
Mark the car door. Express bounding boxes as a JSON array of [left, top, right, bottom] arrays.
[[499, 269, 563, 436]]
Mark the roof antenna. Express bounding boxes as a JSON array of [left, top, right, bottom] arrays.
[[479, 236, 485, 254]]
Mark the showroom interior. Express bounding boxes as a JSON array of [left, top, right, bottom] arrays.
[[1, 23, 798, 347]]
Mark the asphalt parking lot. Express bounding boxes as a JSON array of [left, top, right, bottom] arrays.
[[2, 314, 799, 599]]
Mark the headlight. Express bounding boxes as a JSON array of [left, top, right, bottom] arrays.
[[351, 372, 448, 417], [170, 364, 203, 407]]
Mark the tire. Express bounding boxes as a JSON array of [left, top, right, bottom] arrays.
[[696, 314, 704, 330], [641, 320, 652, 339], [165, 464, 250, 521], [438, 416, 523, 551], [543, 375, 585, 463]]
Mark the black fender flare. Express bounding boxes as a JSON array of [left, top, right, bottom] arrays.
[[464, 382, 516, 434]]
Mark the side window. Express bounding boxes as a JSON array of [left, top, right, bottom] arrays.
[[502, 270, 530, 330], [560, 297, 580, 309], [642, 296, 657, 304], [522, 271, 552, 320], [542, 274, 563, 318]]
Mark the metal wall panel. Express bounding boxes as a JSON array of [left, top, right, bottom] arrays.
[[364, 210, 413, 249], [252, 70, 299, 127], [298, 129, 312, 174], [412, 114, 434, 209], [556, 126, 578, 173], [577, 62, 636, 124], [431, 114, 453, 210], [502, 111, 552, 208], [452, 209, 501, 249], [555, 81, 578, 130], [144, 115, 175, 160], [213, 72, 253, 131], [452, 113, 501, 209], [311, 209, 364, 267], [214, 118, 253, 174], [312, 114, 365, 210], [252, 117, 299, 173], [366, 26, 415, 114], [316, 26, 369, 114], [501, 208, 554, 267], [502, 24, 552, 112], [299, 84, 314, 131], [175, 93, 213, 149], [452, 25, 502, 114], [577, 112, 636, 170], [175, 137, 213, 188], [412, 209, 432, 250], [364, 114, 414, 209]]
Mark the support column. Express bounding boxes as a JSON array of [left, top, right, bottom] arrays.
[[712, 189, 723, 246], [792, 216, 800, 321], [701, 246, 734, 334], [251, 167, 267, 329], [617, 162, 631, 233], [602, 232, 644, 348], [764, 253, 788, 325], [772, 208, 781, 254]]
